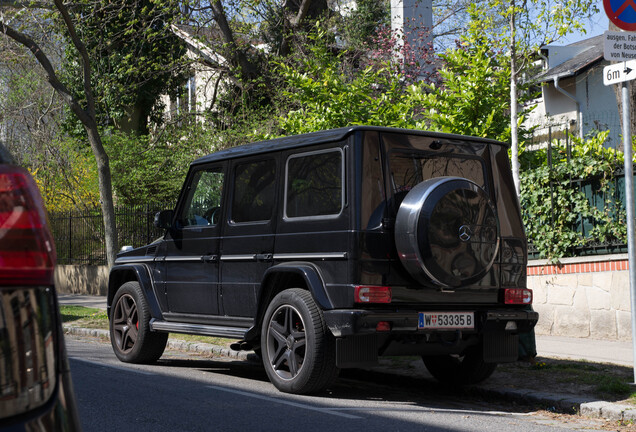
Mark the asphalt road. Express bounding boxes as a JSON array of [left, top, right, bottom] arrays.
[[65, 336, 607, 432]]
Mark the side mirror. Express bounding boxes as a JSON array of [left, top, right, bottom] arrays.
[[154, 210, 174, 229]]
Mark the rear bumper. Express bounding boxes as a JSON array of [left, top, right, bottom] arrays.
[[324, 308, 538, 368], [324, 308, 539, 337]]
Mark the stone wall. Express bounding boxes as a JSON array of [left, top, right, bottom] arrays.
[[528, 254, 632, 341], [55, 265, 109, 296]]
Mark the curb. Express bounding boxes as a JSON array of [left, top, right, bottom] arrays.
[[63, 326, 633, 422], [63, 326, 260, 363]]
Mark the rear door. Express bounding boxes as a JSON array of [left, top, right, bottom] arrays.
[[219, 157, 278, 318]]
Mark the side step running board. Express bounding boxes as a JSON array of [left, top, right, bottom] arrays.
[[150, 320, 248, 339]]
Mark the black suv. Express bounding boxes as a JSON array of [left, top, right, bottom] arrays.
[[108, 126, 537, 394]]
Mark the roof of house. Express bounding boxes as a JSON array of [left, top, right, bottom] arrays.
[[535, 35, 604, 83]]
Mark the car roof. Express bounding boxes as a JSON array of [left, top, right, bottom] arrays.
[[191, 126, 507, 166]]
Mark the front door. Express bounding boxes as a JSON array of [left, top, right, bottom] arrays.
[[162, 165, 225, 318]]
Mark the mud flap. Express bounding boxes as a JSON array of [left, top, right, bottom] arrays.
[[336, 334, 378, 368], [483, 332, 518, 363]]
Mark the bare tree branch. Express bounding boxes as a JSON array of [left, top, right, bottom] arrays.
[[53, 0, 96, 117], [0, 20, 89, 122], [290, 0, 312, 27], [0, 0, 52, 8]]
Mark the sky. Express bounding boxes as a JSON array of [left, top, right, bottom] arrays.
[[560, 7, 610, 45]]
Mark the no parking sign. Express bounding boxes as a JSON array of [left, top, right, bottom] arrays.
[[604, 0, 636, 31]]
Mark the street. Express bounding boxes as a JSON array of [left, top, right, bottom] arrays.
[[66, 336, 607, 432]]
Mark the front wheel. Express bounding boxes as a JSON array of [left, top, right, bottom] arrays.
[[110, 281, 168, 364], [422, 345, 497, 385], [260, 289, 338, 394]]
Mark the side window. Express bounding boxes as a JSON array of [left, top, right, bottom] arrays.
[[285, 149, 343, 219], [178, 168, 224, 227], [231, 159, 276, 223]]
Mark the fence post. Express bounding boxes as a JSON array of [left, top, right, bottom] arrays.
[[566, 128, 571, 164], [68, 210, 72, 264]]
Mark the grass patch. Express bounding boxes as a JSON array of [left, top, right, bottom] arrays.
[[60, 306, 108, 329], [527, 360, 633, 398], [60, 305, 235, 348]]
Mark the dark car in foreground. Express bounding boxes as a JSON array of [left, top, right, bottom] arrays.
[[0, 144, 81, 431], [108, 126, 538, 394]]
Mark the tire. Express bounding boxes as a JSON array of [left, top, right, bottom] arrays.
[[395, 177, 499, 288], [422, 345, 497, 385], [110, 281, 168, 364], [260, 288, 338, 394]]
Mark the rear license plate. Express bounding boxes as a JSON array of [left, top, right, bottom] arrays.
[[418, 312, 474, 330]]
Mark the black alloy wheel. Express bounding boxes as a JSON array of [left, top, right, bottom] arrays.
[[109, 281, 168, 364], [261, 289, 338, 394], [266, 303, 307, 380], [112, 292, 139, 355]]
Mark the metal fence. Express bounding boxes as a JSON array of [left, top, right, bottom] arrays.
[[49, 204, 173, 265], [526, 170, 631, 259]]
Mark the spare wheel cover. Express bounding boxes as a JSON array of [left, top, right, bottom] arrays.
[[395, 176, 499, 287]]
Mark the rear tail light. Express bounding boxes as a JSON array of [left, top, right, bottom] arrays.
[[0, 166, 56, 286], [0, 287, 58, 420], [503, 288, 533, 305], [355, 285, 392, 303]]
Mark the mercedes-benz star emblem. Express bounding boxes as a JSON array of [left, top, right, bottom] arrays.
[[458, 225, 473, 242]]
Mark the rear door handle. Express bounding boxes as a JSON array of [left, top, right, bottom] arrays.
[[256, 253, 273, 262], [202, 254, 218, 263]]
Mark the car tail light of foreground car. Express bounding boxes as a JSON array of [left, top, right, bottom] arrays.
[[0, 164, 81, 430]]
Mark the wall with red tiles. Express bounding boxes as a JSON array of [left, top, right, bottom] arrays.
[[528, 255, 631, 341], [527, 259, 629, 276]]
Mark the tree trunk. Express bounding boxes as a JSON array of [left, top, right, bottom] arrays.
[[1, 4, 119, 267], [86, 122, 118, 267]]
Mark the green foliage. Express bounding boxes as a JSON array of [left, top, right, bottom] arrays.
[[60, 0, 189, 135], [273, 26, 428, 134], [30, 138, 101, 212], [103, 126, 212, 205], [337, 0, 390, 51], [418, 35, 515, 141], [520, 131, 627, 261]]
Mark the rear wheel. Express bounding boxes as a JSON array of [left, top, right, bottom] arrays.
[[261, 288, 338, 394], [422, 345, 497, 385], [110, 281, 168, 363]]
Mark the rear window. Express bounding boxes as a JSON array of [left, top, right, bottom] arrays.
[[389, 152, 486, 194], [382, 132, 488, 194], [285, 149, 343, 219]]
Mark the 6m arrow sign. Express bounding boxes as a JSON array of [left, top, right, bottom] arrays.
[[604, 59, 636, 85]]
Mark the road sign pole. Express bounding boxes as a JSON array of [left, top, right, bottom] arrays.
[[622, 81, 636, 383]]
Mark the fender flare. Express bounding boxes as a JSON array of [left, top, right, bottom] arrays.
[[107, 264, 164, 320], [244, 262, 333, 342]]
